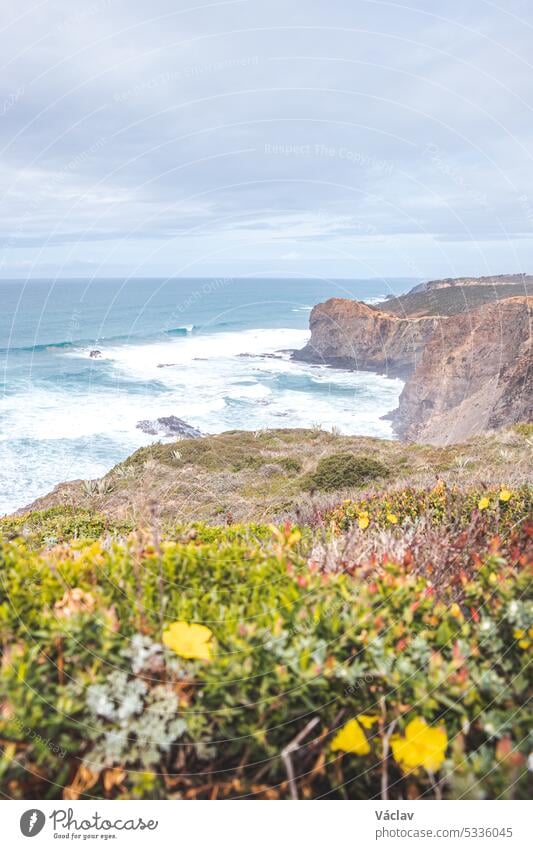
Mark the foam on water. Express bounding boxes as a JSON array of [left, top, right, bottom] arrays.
[[361, 295, 387, 305], [0, 278, 412, 514], [0, 328, 402, 513]]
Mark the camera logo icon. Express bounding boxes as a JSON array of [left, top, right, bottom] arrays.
[[20, 809, 46, 837]]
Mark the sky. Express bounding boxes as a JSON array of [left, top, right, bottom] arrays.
[[1, 0, 533, 280]]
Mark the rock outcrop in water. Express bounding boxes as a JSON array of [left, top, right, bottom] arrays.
[[294, 287, 532, 445], [136, 416, 202, 438]]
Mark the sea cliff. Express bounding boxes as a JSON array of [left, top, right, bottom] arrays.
[[293, 298, 438, 377], [294, 278, 532, 445], [395, 296, 532, 443]]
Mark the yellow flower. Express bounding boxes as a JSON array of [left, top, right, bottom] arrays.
[[513, 629, 525, 639], [287, 529, 302, 545], [331, 718, 370, 755], [449, 603, 462, 619], [518, 639, 531, 651], [391, 717, 447, 773], [386, 513, 398, 524], [499, 488, 512, 503], [357, 714, 379, 729], [162, 621, 213, 660], [478, 497, 490, 510], [358, 515, 370, 530]]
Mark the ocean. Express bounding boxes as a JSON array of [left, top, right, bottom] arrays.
[[0, 277, 415, 515]]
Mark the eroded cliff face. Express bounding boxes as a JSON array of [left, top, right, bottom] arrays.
[[294, 295, 532, 445], [293, 298, 439, 377], [395, 297, 532, 444]]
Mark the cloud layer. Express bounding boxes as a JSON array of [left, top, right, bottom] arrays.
[[1, 0, 533, 278]]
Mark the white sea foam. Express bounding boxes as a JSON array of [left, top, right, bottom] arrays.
[[0, 324, 403, 514], [95, 327, 310, 375], [361, 295, 387, 305]]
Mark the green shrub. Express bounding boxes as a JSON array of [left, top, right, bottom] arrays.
[[304, 452, 389, 491], [230, 454, 264, 472], [513, 423, 533, 438], [329, 482, 532, 536], [0, 510, 530, 800], [0, 506, 131, 548], [279, 456, 302, 474]]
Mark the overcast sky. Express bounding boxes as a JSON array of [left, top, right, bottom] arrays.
[[1, 0, 533, 279]]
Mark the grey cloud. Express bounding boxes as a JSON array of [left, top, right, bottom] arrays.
[[0, 0, 532, 278]]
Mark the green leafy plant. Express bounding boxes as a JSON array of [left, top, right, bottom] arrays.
[[304, 453, 389, 491], [0, 488, 530, 800]]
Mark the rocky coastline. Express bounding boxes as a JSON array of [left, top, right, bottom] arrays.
[[294, 276, 532, 445]]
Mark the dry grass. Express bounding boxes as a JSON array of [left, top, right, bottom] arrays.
[[14, 424, 533, 526], [380, 282, 533, 318]]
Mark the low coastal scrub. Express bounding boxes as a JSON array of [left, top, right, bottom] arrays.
[[0, 483, 531, 800], [303, 453, 389, 491], [17, 426, 533, 525], [328, 483, 530, 535], [0, 506, 132, 549]]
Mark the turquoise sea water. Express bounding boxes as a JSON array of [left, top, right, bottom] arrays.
[[0, 277, 415, 514]]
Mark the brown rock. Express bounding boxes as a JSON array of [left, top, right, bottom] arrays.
[[294, 291, 532, 445], [395, 297, 532, 444], [293, 297, 439, 377]]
